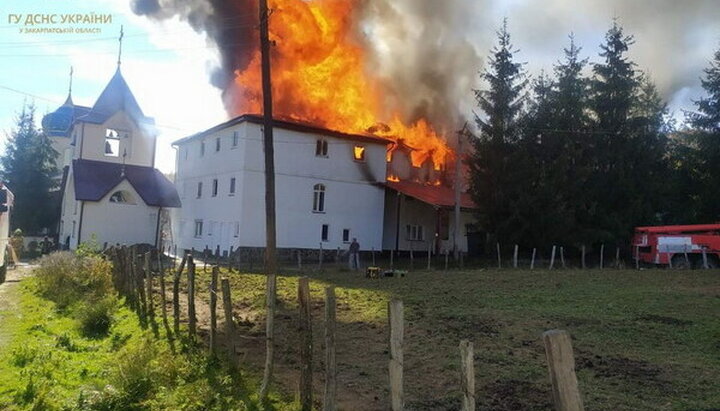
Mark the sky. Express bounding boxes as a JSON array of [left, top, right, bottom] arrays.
[[0, 0, 718, 173]]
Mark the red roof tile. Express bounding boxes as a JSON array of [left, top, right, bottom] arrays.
[[386, 180, 476, 209]]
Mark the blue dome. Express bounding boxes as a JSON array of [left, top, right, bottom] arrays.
[[42, 104, 74, 137]]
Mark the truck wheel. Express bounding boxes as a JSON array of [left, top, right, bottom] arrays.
[[671, 255, 692, 270]]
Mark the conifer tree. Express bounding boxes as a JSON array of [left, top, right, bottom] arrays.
[[468, 18, 528, 245], [0, 103, 58, 233]]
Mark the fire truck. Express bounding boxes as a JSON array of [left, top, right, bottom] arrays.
[[633, 223, 720, 269]]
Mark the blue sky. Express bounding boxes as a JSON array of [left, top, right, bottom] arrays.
[[1, 0, 718, 173], [0, 0, 226, 173]]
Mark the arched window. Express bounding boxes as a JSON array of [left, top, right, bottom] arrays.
[[109, 190, 135, 204], [313, 183, 325, 212]]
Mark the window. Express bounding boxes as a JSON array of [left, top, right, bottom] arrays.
[[212, 179, 218, 197], [234, 221, 240, 237], [313, 183, 325, 212], [229, 177, 236, 195], [200, 141, 205, 157], [353, 145, 365, 162], [194, 220, 203, 238], [405, 224, 424, 241], [321, 224, 329, 242], [316, 139, 328, 157], [215, 137, 221, 152], [109, 190, 135, 204], [342, 229, 350, 243], [197, 181, 203, 198], [232, 131, 239, 148], [104, 128, 121, 157]]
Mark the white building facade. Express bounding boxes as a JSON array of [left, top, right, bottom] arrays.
[[53, 68, 180, 249], [171, 115, 389, 253]]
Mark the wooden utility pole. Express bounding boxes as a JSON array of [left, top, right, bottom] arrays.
[[258, 0, 277, 401], [453, 123, 467, 261]]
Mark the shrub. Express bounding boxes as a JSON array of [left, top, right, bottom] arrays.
[[35, 252, 114, 309], [74, 297, 118, 338]]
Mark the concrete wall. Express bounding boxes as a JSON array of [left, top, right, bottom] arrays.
[[172, 121, 387, 253]]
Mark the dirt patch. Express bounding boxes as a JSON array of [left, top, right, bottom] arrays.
[[0, 265, 35, 348], [479, 379, 552, 411], [635, 314, 693, 326], [577, 353, 668, 388]]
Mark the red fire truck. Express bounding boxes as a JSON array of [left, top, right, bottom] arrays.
[[632, 223, 720, 269]]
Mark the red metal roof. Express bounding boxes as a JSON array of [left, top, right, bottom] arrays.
[[635, 223, 720, 233], [386, 180, 476, 209]]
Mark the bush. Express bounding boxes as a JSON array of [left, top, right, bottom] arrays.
[[35, 252, 114, 309], [74, 297, 118, 337]]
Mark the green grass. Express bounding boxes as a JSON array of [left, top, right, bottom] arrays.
[[0, 277, 296, 411], [190, 266, 720, 410]]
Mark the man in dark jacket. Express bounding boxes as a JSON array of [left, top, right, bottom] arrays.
[[348, 238, 360, 270]]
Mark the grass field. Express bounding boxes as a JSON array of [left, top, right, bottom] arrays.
[[190, 265, 720, 410]]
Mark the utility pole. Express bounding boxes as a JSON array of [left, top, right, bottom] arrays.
[[258, 0, 277, 401], [453, 123, 467, 261]]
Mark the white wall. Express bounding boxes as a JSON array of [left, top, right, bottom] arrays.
[[172, 121, 387, 252], [80, 180, 159, 247], [73, 111, 155, 167]]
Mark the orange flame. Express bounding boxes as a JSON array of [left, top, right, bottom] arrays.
[[228, 0, 451, 168]]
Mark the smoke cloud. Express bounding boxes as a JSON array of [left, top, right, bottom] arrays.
[[131, 0, 719, 129]]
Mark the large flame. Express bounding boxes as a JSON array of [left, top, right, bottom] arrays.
[[228, 0, 451, 169]]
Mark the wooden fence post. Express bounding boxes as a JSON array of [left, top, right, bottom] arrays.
[[298, 277, 313, 411], [372, 247, 376, 266], [209, 266, 219, 354], [496, 242, 501, 269], [549, 246, 557, 270], [145, 252, 155, 321], [427, 241, 432, 270], [581, 245, 586, 269], [173, 252, 187, 335], [410, 243, 414, 271], [388, 299, 404, 411], [702, 248, 709, 269], [229, 246, 235, 273], [531, 248, 537, 270], [635, 245, 640, 270], [560, 247, 566, 269], [157, 248, 170, 333], [444, 249, 449, 271], [599, 244, 605, 270], [187, 258, 197, 340], [204, 245, 209, 273], [323, 287, 337, 411], [615, 247, 621, 269], [319, 242, 323, 270], [460, 340, 475, 411], [513, 244, 519, 269], [221, 277, 236, 356], [542, 330, 584, 411]]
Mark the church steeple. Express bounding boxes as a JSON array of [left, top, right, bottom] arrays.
[[63, 66, 74, 106]]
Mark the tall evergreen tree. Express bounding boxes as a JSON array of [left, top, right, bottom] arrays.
[[468, 18, 528, 245], [684, 46, 720, 221], [0, 103, 58, 233]]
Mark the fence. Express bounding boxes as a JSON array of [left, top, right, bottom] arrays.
[[106, 244, 590, 411]]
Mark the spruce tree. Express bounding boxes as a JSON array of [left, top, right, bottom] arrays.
[[0, 103, 58, 233], [684, 46, 720, 222], [468, 18, 528, 246]]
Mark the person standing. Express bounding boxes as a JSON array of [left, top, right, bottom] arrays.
[[348, 238, 360, 270]]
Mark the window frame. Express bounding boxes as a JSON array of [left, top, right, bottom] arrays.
[[312, 183, 326, 213], [229, 177, 236, 196], [232, 131, 239, 148], [194, 220, 203, 238], [321, 224, 329, 242], [197, 181, 203, 198], [342, 229, 350, 243], [215, 137, 221, 152], [353, 145, 366, 162], [315, 138, 328, 157], [104, 128, 122, 158]]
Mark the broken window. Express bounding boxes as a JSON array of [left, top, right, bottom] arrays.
[[313, 183, 325, 212], [353, 145, 365, 162], [316, 139, 328, 157], [104, 128, 121, 157]]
